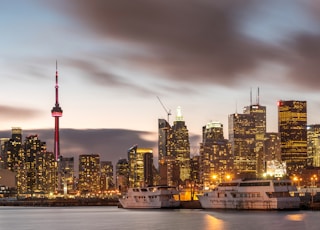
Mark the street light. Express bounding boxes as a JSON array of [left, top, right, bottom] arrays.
[[225, 174, 232, 181], [311, 174, 318, 187]]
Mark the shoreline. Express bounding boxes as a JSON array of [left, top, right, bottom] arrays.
[[1, 199, 320, 210]]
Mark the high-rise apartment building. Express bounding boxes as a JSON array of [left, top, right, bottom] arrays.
[[200, 121, 232, 187], [23, 135, 54, 194], [116, 158, 129, 193], [3, 127, 24, 172], [0, 138, 9, 169], [307, 124, 320, 167], [128, 145, 153, 187], [278, 100, 307, 175], [78, 154, 101, 194], [59, 156, 75, 194], [100, 161, 114, 191]]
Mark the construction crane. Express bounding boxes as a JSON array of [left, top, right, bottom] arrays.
[[157, 96, 172, 123]]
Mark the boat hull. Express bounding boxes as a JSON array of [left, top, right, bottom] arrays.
[[197, 196, 300, 210], [119, 186, 180, 209], [197, 179, 301, 210]]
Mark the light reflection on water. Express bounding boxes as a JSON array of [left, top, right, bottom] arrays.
[[285, 213, 305, 221], [204, 214, 226, 230], [0, 206, 319, 230]]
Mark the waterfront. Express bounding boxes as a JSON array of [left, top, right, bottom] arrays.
[[0, 206, 319, 230]]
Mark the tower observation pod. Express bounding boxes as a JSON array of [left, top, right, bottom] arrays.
[[51, 61, 63, 161]]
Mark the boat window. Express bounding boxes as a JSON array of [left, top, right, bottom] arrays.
[[218, 182, 239, 187], [274, 182, 292, 186], [239, 182, 270, 187], [141, 188, 148, 192]]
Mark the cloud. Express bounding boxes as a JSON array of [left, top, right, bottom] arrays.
[[0, 105, 42, 120], [46, 0, 320, 92]]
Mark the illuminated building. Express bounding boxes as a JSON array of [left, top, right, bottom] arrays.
[[158, 107, 191, 186], [200, 121, 232, 187], [264, 132, 281, 162], [59, 156, 75, 194], [170, 106, 191, 185], [0, 138, 10, 169], [190, 155, 201, 186], [158, 118, 171, 160], [128, 145, 153, 187], [36, 151, 56, 194], [307, 124, 320, 167], [116, 158, 129, 193], [78, 154, 101, 194], [100, 161, 114, 191], [278, 100, 307, 175], [228, 90, 267, 178], [243, 103, 266, 175], [3, 128, 24, 172], [23, 135, 56, 195], [228, 112, 256, 177], [158, 118, 173, 185], [158, 155, 178, 186]]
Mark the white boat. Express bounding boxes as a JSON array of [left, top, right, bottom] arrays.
[[119, 186, 180, 209], [197, 179, 300, 210]]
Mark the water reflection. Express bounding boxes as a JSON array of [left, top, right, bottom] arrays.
[[285, 213, 305, 222], [204, 214, 226, 230]]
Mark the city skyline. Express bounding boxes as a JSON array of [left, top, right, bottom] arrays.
[[1, 1, 320, 162]]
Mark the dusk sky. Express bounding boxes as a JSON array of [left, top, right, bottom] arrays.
[[1, 0, 320, 164]]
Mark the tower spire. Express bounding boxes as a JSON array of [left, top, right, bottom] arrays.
[[51, 61, 63, 161]]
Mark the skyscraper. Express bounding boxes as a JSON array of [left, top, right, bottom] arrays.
[[100, 161, 114, 191], [278, 100, 307, 175], [228, 112, 256, 177], [243, 104, 266, 175], [78, 154, 101, 194], [59, 156, 75, 194], [3, 127, 24, 171], [307, 124, 320, 167], [116, 158, 129, 193], [200, 121, 232, 187], [51, 62, 63, 161], [24, 135, 48, 194], [171, 106, 191, 184], [127, 145, 153, 187], [158, 118, 173, 185]]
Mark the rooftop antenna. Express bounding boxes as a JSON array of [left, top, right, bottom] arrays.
[[250, 87, 252, 106], [235, 100, 238, 114], [257, 87, 260, 105], [157, 96, 172, 124]]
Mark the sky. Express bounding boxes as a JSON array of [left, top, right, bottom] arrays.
[[1, 0, 320, 165]]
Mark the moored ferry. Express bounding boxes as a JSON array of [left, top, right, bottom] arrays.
[[197, 179, 300, 210], [119, 186, 180, 209]]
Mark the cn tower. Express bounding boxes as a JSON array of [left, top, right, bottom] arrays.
[[51, 61, 63, 161]]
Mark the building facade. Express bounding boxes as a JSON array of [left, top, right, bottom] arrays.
[[200, 121, 232, 188], [307, 124, 320, 167], [116, 158, 129, 193], [100, 161, 114, 191], [78, 154, 101, 194], [278, 100, 307, 175], [128, 145, 153, 188]]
